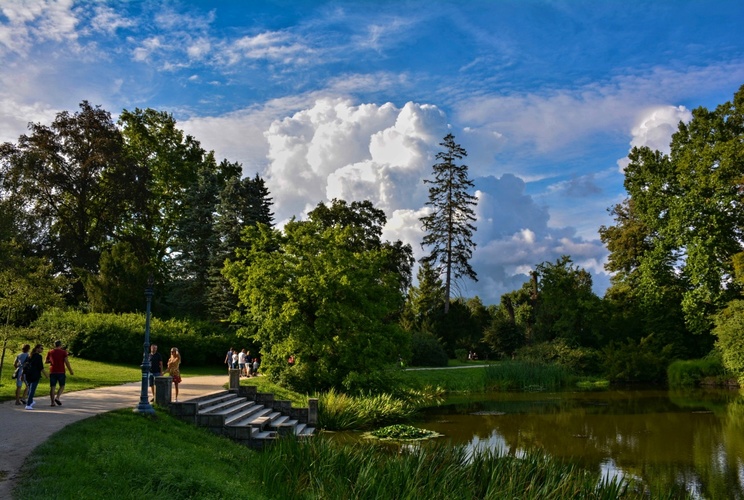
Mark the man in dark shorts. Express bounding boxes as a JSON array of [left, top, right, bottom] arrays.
[[148, 344, 164, 402], [47, 340, 74, 407]]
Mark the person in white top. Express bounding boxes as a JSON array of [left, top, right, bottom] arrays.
[[238, 349, 246, 377]]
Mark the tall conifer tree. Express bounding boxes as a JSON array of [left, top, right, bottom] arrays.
[[420, 133, 478, 313]]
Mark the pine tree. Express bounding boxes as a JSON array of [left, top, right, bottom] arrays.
[[420, 133, 478, 313]]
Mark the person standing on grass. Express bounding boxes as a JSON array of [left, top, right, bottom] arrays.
[[165, 347, 182, 401], [13, 344, 31, 405], [24, 344, 47, 410], [47, 340, 74, 406], [148, 344, 164, 403]]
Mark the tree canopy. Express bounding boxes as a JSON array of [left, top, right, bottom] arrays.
[[224, 199, 412, 393]]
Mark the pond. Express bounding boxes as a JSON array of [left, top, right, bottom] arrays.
[[337, 388, 744, 498]]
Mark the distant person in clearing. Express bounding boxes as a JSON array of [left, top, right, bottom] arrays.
[[46, 340, 74, 407], [165, 347, 182, 402]]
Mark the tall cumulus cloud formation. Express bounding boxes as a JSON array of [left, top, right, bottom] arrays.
[[262, 98, 609, 303]]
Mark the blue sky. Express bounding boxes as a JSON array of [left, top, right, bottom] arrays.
[[2, 0, 744, 305]]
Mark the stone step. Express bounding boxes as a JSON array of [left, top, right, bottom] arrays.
[[197, 393, 239, 412], [224, 402, 265, 426], [298, 426, 315, 437], [225, 406, 273, 428]]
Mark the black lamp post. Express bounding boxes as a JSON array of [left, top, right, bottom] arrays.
[[134, 275, 155, 415]]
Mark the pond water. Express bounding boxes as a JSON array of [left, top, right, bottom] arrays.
[[337, 388, 744, 498]]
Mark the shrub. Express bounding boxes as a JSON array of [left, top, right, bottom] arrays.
[[515, 339, 600, 375], [713, 299, 744, 384], [31, 309, 239, 366], [454, 348, 468, 362], [409, 332, 448, 367], [667, 353, 728, 387], [601, 336, 668, 383]]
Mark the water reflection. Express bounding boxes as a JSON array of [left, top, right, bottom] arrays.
[[414, 389, 744, 499], [330, 389, 744, 498]]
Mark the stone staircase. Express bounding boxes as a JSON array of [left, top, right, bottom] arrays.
[[168, 382, 317, 450]]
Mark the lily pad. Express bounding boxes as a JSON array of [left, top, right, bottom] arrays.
[[363, 424, 442, 441]]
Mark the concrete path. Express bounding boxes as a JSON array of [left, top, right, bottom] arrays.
[[0, 374, 228, 499]]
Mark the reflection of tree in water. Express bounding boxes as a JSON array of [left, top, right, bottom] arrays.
[[420, 390, 744, 497]]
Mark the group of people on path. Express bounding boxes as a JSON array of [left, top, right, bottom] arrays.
[[224, 347, 260, 378], [13, 340, 74, 410], [148, 344, 182, 402]]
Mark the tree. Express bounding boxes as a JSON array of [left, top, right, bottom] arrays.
[[601, 85, 744, 337], [420, 133, 478, 313], [532, 256, 601, 347], [223, 199, 411, 393], [0, 101, 136, 301], [0, 241, 65, 380], [118, 108, 207, 286], [207, 172, 274, 322]]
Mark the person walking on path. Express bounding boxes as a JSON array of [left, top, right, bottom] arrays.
[[13, 344, 31, 405], [24, 344, 47, 410], [148, 344, 164, 403], [165, 347, 182, 401], [46, 340, 74, 407], [224, 347, 234, 373]]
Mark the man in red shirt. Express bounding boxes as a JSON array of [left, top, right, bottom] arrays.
[[46, 340, 74, 407]]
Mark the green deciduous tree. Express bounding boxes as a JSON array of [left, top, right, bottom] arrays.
[[224, 200, 411, 393], [532, 256, 602, 347], [0, 101, 136, 301], [601, 85, 744, 338], [420, 133, 478, 313]]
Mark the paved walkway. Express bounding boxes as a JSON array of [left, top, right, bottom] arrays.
[[0, 374, 228, 499]]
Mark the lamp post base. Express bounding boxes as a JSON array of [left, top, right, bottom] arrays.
[[133, 402, 156, 415]]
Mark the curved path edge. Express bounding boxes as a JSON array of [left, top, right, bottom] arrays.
[[0, 374, 229, 499]]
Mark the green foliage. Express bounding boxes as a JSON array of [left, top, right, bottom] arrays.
[[515, 339, 600, 375], [667, 355, 727, 388], [601, 85, 744, 336], [256, 437, 632, 500], [454, 348, 468, 362], [533, 256, 602, 346], [317, 388, 435, 430], [368, 424, 441, 440], [225, 200, 412, 392], [31, 309, 238, 366], [409, 332, 448, 367], [420, 133, 478, 313], [713, 299, 744, 384], [601, 336, 669, 383], [483, 360, 574, 391], [483, 304, 525, 358]]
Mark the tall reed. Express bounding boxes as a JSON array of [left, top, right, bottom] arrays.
[[256, 436, 636, 499], [483, 360, 574, 391], [317, 387, 441, 430]]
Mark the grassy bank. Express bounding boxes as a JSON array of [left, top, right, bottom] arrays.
[[15, 409, 645, 500]]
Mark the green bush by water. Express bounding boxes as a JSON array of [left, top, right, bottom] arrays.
[[667, 355, 728, 387]]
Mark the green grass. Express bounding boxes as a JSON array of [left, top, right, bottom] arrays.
[[16, 409, 645, 499], [14, 409, 269, 500]]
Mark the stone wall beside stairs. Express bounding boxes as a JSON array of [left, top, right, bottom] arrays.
[[168, 370, 317, 450]]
